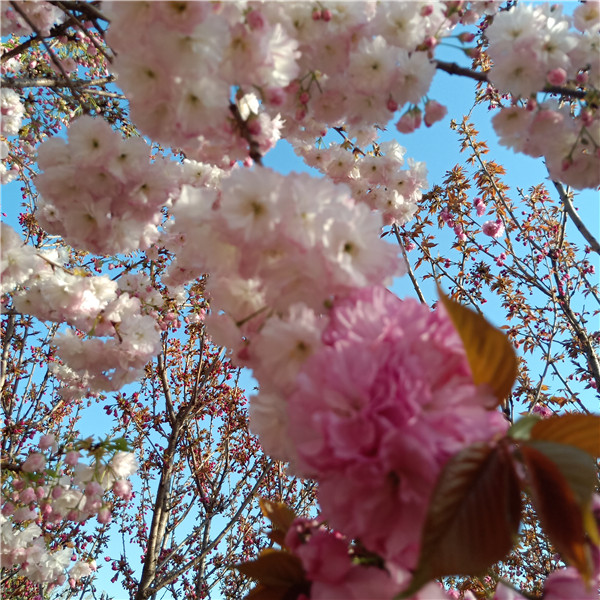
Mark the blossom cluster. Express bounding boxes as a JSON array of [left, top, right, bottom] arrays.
[[1, 436, 137, 588], [35, 116, 181, 255], [1, 88, 25, 137], [282, 287, 508, 570], [279, 511, 599, 600], [492, 100, 600, 190], [1, 0, 63, 37], [487, 2, 600, 189], [297, 138, 426, 226], [102, 2, 290, 166], [285, 517, 451, 600], [102, 2, 457, 168], [162, 168, 401, 392], [2, 223, 161, 393], [99, 2, 600, 190], [486, 2, 597, 97]]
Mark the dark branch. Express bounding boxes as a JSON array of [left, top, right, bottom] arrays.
[[435, 59, 588, 100], [552, 180, 600, 255], [229, 102, 263, 166]]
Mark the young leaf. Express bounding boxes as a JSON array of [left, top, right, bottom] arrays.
[[246, 584, 290, 600], [530, 414, 600, 458], [402, 442, 522, 597], [524, 440, 598, 506], [438, 288, 518, 405], [508, 414, 541, 440], [236, 549, 306, 587], [259, 497, 297, 537], [519, 442, 594, 582]]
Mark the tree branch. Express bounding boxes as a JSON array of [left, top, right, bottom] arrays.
[[2, 75, 115, 89], [434, 59, 588, 100], [552, 180, 600, 255]]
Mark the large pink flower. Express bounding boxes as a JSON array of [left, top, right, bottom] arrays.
[[287, 286, 508, 569]]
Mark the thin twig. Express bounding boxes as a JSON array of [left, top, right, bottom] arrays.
[[391, 225, 427, 304]]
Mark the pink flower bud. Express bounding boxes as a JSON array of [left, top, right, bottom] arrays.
[[547, 68, 567, 87], [2, 502, 15, 516], [387, 97, 398, 112], [97, 506, 112, 524], [576, 71, 589, 85], [474, 197, 486, 217], [247, 118, 262, 136], [39, 434, 56, 451], [580, 108, 594, 127], [424, 100, 448, 127], [526, 98, 537, 112], [321, 9, 332, 21], [246, 9, 265, 30], [20, 487, 36, 503], [458, 32, 475, 43], [312, 9, 321, 20], [85, 481, 103, 497], [454, 225, 466, 241], [396, 108, 422, 133], [424, 36, 438, 50], [65, 451, 80, 466], [112, 479, 133, 500], [266, 88, 285, 106], [52, 486, 63, 500]]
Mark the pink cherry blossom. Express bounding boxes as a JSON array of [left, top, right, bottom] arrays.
[[287, 286, 508, 569], [424, 100, 448, 127], [482, 219, 505, 238], [22, 452, 46, 473], [542, 567, 599, 600]]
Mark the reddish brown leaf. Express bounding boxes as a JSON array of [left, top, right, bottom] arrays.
[[402, 442, 522, 597], [530, 414, 600, 459], [259, 498, 297, 537], [267, 530, 287, 548], [246, 582, 311, 600], [246, 584, 289, 600], [438, 289, 518, 405], [519, 442, 593, 581], [236, 549, 305, 587]]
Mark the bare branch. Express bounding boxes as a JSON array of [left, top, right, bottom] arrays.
[[552, 180, 600, 255]]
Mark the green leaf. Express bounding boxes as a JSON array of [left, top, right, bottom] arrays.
[[508, 415, 541, 440], [530, 414, 600, 459], [402, 442, 522, 597], [524, 440, 598, 506], [519, 441, 594, 582], [438, 289, 518, 405]]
